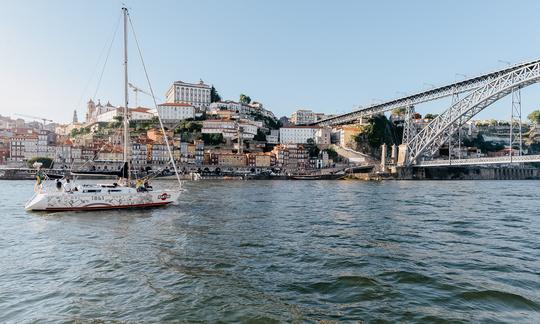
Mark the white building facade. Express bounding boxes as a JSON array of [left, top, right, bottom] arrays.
[[165, 80, 211, 111], [279, 126, 331, 145], [202, 119, 261, 140], [157, 103, 195, 123], [96, 107, 154, 123], [208, 101, 275, 119]]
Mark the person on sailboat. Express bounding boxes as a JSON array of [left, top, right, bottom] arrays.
[[55, 179, 63, 192], [63, 178, 73, 193], [35, 165, 45, 193], [143, 178, 152, 191], [136, 178, 147, 192]]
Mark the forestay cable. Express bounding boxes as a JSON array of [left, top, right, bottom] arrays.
[[127, 11, 183, 188]]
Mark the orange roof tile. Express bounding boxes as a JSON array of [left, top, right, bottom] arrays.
[[158, 102, 194, 107]]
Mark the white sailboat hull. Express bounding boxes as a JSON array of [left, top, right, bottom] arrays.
[[25, 187, 181, 212]]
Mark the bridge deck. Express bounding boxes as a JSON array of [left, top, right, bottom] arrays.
[[415, 155, 540, 167]]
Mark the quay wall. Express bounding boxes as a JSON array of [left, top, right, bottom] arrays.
[[397, 166, 540, 180]]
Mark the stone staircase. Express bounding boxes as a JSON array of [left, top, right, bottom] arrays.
[[329, 144, 376, 165]]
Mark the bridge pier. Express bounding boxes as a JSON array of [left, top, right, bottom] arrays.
[[380, 143, 387, 172], [396, 144, 409, 166]]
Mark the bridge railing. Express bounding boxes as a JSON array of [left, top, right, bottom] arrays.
[[416, 154, 540, 167]]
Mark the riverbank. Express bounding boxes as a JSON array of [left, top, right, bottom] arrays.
[[3, 166, 540, 181]]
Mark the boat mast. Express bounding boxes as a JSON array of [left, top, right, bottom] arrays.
[[122, 7, 130, 184]]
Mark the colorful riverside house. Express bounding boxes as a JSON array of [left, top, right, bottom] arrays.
[[216, 153, 247, 167], [247, 152, 276, 168]]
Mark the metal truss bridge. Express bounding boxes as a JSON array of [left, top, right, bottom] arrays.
[[313, 58, 540, 167], [313, 58, 540, 127]]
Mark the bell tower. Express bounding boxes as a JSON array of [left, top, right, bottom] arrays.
[[86, 99, 96, 123]]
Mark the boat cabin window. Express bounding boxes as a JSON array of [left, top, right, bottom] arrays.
[[83, 189, 102, 193], [108, 189, 122, 193]]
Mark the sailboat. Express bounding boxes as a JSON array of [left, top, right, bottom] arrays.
[[25, 8, 182, 211]]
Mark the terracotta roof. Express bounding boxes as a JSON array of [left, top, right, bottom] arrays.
[[281, 126, 322, 129], [172, 80, 210, 88], [204, 119, 235, 122], [131, 107, 152, 113], [158, 102, 194, 107]]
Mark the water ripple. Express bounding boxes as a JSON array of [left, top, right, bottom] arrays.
[[0, 180, 539, 322]]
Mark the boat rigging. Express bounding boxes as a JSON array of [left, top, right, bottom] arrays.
[[25, 7, 182, 211]]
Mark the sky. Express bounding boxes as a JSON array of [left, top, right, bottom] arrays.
[[1, 0, 540, 123]]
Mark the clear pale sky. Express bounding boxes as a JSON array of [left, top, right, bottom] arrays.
[[1, 0, 540, 123]]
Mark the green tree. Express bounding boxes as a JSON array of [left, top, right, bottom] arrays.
[[70, 128, 80, 137], [365, 115, 394, 148], [424, 113, 438, 120], [109, 115, 123, 128], [202, 133, 224, 145], [175, 120, 202, 134], [392, 107, 407, 115], [239, 94, 251, 104], [253, 129, 267, 141], [305, 138, 320, 157], [463, 133, 505, 153], [354, 115, 400, 155], [250, 111, 281, 129], [528, 110, 540, 124], [325, 148, 340, 162], [27, 157, 54, 168], [211, 85, 222, 103]]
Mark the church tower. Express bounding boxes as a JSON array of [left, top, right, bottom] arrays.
[[73, 110, 78, 124], [86, 99, 96, 123]]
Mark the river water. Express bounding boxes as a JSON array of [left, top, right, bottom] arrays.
[[0, 180, 539, 322]]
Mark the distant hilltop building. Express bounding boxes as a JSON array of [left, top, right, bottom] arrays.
[[165, 79, 211, 111], [208, 100, 275, 119], [290, 109, 334, 125], [85, 98, 154, 124], [85, 99, 116, 124], [291, 109, 316, 125]]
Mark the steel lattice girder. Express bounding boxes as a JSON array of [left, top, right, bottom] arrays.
[[406, 62, 540, 165], [313, 59, 540, 127]]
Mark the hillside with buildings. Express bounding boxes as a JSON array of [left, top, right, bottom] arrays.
[[2, 78, 540, 177]]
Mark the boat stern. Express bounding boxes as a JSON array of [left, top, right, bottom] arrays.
[[152, 189, 182, 205]]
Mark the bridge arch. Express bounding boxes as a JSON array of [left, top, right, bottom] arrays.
[[404, 61, 540, 166]]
